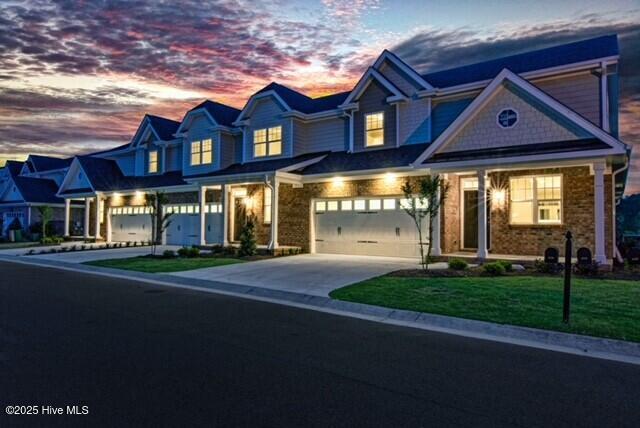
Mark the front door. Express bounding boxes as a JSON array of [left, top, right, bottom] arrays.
[[463, 190, 478, 249], [233, 198, 246, 242]]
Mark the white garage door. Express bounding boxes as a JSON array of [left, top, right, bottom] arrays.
[[164, 203, 223, 246], [111, 206, 152, 242], [314, 197, 428, 258]]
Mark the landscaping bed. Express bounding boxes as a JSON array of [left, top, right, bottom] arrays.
[[330, 272, 640, 342], [85, 254, 246, 273]]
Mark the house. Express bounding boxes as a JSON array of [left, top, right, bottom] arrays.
[[3, 35, 630, 266]]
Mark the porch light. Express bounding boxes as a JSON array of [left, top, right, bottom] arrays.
[[242, 196, 254, 210], [232, 188, 247, 197], [331, 176, 344, 187], [383, 172, 397, 185], [492, 188, 506, 207]]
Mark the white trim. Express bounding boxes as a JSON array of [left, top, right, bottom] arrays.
[[372, 50, 435, 91], [477, 170, 487, 259], [412, 68, 627, 166], [339, 68, 408, 107], [496, 108, 519, 129], [600, 61, 610, 132], [593, 162, 606, 263], [234, 90, 291, 124], [175, 107, 219, 135], [56, 158, 95, 198], [130, 116, 163, 148]]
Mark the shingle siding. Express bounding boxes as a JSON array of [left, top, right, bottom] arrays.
[[399, 98, 431, 145], [378, 61, 419, 96], [534, 72, 600, 126], [353, 80, 397, 152], [430, 96, 475, 140]]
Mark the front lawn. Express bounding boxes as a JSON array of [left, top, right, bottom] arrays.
[[330, 276, 640, 342], [85, 256, 244, 273]]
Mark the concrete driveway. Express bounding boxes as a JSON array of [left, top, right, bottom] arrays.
[[0, 244, 181, 263], [170, 253, 418, 296]]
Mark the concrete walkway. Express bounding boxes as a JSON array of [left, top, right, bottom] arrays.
[[170, 253, 419, 296], [0, 243, 181, 262]]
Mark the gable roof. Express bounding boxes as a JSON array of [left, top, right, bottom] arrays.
[[413, 67, 627, 166], [373, 50, 435, 91], [422, 35, 618, 88], [5, 160, 24, 177], [340, 67, 408, 106], [12, 176, 63, 204], [146, 115, 181, 140], [187, 100, 241, 127], [246, 82, 349, 115], [28, 155, 72, 172]]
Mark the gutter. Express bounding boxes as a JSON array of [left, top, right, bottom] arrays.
[[612, 158, 629, 263]]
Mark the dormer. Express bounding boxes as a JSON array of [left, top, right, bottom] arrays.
[[176, 100, 241, 176], [128, 114, 181, 176]]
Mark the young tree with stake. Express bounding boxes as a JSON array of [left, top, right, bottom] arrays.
[[145, 192, 173, 256]]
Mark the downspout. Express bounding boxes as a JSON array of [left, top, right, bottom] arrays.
[[345, 111, 354, 153], [612, 158, 629, 263]]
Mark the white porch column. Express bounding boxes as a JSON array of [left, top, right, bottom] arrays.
[[431, 175, 442, 256], [477, 170, 488, 260], [594, 162, 606, 263], [199, 186, 206, 246], [106, 205, 112, 243], [83, 198, 90, 239], [268, 177, 279, 250], [63, 199, 70, 237], [222, 184, 229, 246], [94, 195, 101, 240]]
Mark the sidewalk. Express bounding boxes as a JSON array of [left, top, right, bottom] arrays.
[[2, 254, 639, 366]]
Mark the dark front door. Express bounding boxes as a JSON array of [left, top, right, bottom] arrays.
[[233, 198, 246, 242], [463, 190, 478, 249]]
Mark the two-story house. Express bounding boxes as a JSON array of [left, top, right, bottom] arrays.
[[6, 34, 627, 266]]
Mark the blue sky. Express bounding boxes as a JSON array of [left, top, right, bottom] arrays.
[[0, 0, 638, 193]]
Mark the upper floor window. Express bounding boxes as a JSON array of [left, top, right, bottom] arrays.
[[510, 175, 562, 225], [148, 150, 158, 173], [497, 109, 518, 128], [365, 112, 384, 147], [190, 138, 213, 166], [254, 126, 282, 158]]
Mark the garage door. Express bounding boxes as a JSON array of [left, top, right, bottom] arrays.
[[164, 203, 223, 246], [111, 206, 152, 242], [313, 197, 428, 258]]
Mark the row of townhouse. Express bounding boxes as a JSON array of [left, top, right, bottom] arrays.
[[0, 35, 631, 265]]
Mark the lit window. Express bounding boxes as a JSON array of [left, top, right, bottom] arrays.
[[148, 150, 158, 173], [354, 199, 366, 210], [369, 199, 381, 210], [497, 109, 518, 128], [191, 141, 201, 165], [341, 200, 352, 211], [254, 126, 282, 158], [264, 187, 272, 224], [315, 201, 326, 212], [365, 112, 384, 147], [510, 175, 561, 224], [180, 205, 187, 214], [201, 139, 212, 164], [399, 198, 412, 210], [194, 206, 200, 214], [383, 199, 396, 210], [327, 201, 338, 211]]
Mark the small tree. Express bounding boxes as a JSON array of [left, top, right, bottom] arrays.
[[401, 176, 450, 270], [37, 205, 53, 239], [238, 215, 257, 257], [145, 192, 173, 256]]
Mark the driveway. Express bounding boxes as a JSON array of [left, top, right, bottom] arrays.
[[0, 244, 181, 263], [170, 253, 418, 296]]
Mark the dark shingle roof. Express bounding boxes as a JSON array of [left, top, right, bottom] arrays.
[[424, 139, 611, 164], [189, 100, 241, 127], [5, 160, 24, 177], [186, 152, 329, 179], [297, 144, 430, 175], [146, 115, 180, 140], [12, 176, 63, 204], [75, 156, 187, 192], [255, 82, 349, 114], [87, 143, 131, 157], [422, 35, 618, 88], [28, 155, 72, 172]]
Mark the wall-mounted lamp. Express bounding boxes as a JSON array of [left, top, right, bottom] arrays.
[[383, 172, 397, 185], [491, 188, 506, 207]]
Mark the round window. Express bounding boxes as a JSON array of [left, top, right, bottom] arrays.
[[497, 109, 518, 128]]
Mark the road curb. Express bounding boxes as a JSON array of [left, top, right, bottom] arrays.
[[2, 254, 639, 366]]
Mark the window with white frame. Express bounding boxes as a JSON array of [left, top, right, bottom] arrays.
[[264, 187, 272, 224], [254, 126, 282, 158], [190, 138, 213, 166], [148, 150, 158, 173], [510, 175, 562, 224], [365, 112, 384, 147]]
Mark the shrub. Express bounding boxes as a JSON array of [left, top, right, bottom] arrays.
[[125, 241, 131, 247], [483, 262, 506, 276], [188, 247, 200, 258], [238, 216, 257, 257], [496, 260, 513, 272], [162, 249, 177, 259], [534, 259, 561, 274], [178, 246, 200, 258], [573, 261, 600, 276], [448, 258, 468, 270]]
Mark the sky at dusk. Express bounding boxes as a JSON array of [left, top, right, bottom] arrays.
[[0, 0, 639, 194]]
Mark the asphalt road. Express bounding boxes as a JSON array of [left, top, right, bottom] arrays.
[[1, 261, 639, 427]]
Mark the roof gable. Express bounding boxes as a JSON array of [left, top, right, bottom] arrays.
[[373, 50, 434, 91], [340, 67, 408, 106], [177, 100, 240, 133]]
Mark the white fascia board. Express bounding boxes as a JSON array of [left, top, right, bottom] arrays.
[[278, 155, 328, 172], [99, 184, 198, 196], [341, 68, 406, 106], [56, 158, 95, 197], [300, 166, 425, 184], [281, 109, 344, 122], [420, 149, 626, 173], [130, 117, 161, 147], [412, 68, 627, 166], [234, 90, 292, 123], [175, 108, 218, 135], [373, 50, 436, 91], [338, 102, 359, 111]]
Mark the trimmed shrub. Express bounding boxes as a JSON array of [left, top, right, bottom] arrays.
[[448, 258, 468, 270], [178, 247, 200, 258], [534, 259, 561, 274], [573, 261, 600, 276], [162, 249, 177, 259], [238, 217, 257, 257], [483, 262, 506, 276], [496, 260, 513, 272]]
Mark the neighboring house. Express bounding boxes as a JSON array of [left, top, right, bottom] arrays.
[[5, 35, 630, 265]]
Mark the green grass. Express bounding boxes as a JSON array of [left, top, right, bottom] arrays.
[[0, 241, 44, 250], [85, 256, 244, 273], [330, 276, 640, 342]]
